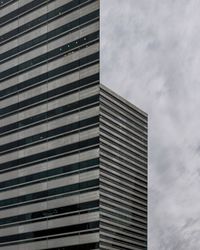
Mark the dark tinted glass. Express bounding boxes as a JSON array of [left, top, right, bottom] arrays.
[[0, 0, 54, 26], [0, 158, 99, 191], [0, 95, 99, 135], [0, 73, 99, 117], [0, 221, 99, 244], [0, 137, 99, 171], [0, 10, 99, 62], [0, 0, 16, 8], [0, 31, 99, 81], [0, 0, 91, 43], [0, 52, 99, 98], [48, 242, 99, 250], [0, 116, 99, 153], [0, 200, 99, 227], [0, 179, 99, 209]]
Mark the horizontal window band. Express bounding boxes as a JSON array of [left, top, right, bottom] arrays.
[[0, 144, 98, 176], [0, 72, 99, 117], [0, 165, 99, 195], [100, 97, 147, 129], [0, 0, 54, 27], [100, 87, 147, 120], [101, 167, 147, 193], [100, 208, 146, 230], [101, 187, 147, 210], [1, 104, 99, 143], [0, 207, 99, 229], [100, 201, 147, 222], [100, 138, 147, 166], [0, 157, 99, 191], [100, 148, 147, 175], [0, 0, 95, 44], [101, 173, 147, 197], [0, 0, 16, 8], [101, 234, 146, 248], [0, 220, 99, 244], [100, 118, 147, 153], [101, 157, 147, 184], [1, 79, 98, 122], [0, 9, 99, 63], [100, 122, 147, 152], [1, 231, 99, 248], [1, 81, 98, 124], [100, 215, 147, 234], [100, 133, 147, 162], [0, 116, 99, 154], [0, 60, 99, 107], [101, 235, 146, 250], [0, 94, 99, 135], [101, 228, 147, 246], [101, 221, 147, 241], [100, 162, 147, 186], [100, 154, 147, 179], [0, 136, 99, 172], [100, 142, 147, 169], [100, 185, 147, 210], [0, 200, 99, 228], [0, 32, 99, 82], [0, 187, 99, 215], [0, 52, 99, 99], [101, 225, 147, 243], [100, 94, 147, 127], [0, 123, 98, 156], [0, 178, 99, 210], [101, 215, 147, 234], [0, 35, 99, 83], [100, 108, 147, 141], [47, 242, 99, 250]]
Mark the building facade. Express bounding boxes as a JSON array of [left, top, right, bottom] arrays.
[[0, 0, 147, 249]]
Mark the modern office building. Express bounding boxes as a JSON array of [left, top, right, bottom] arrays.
[[0, 0, 148, 249]]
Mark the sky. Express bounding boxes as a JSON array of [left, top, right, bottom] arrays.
[[101, 0, 200, 249]]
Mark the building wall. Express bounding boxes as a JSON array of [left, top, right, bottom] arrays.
[[0, 0, 100, 249], [99, 85, 148, 250], [0, 1, 148, 249]]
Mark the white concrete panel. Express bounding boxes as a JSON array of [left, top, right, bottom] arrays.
[[0, 105, 99, 147], [1, 84, 99, 129], [0, 232, 99, 250], [1, 43, 99, 91], [0, 211, 99, 237], [0, 63, 99, 111], [0, 190, 99, 219], [0, 127, 99, 165], [1, 1, 99, 54]]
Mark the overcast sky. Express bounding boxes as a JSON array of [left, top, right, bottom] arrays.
[[101, 1, 200, 249]]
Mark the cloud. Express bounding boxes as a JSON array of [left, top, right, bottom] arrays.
[[101, 0, 200, 249]]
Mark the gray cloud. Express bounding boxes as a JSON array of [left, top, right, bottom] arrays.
[[101, 0, 200, 249]]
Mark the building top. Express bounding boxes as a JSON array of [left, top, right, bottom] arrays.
[[100, 83, 148, 117]]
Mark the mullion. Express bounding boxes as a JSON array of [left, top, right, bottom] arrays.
[[0, 10, 99, 62], [0, 179, 99, 209], [0, 94, 99, 134], [0, 0, 17, 8], [0, 52, 99, 99], [0, 0, 92, 44], [0, 31, 99, 81], [0, 220, 99, 244], [0, 116, 99, 153], [0, 158, 99, 191], [0, 73, 99, 117], [0, 200, 99, 227], [0, 0, 55, 26], [0, 137, 99, 171]]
